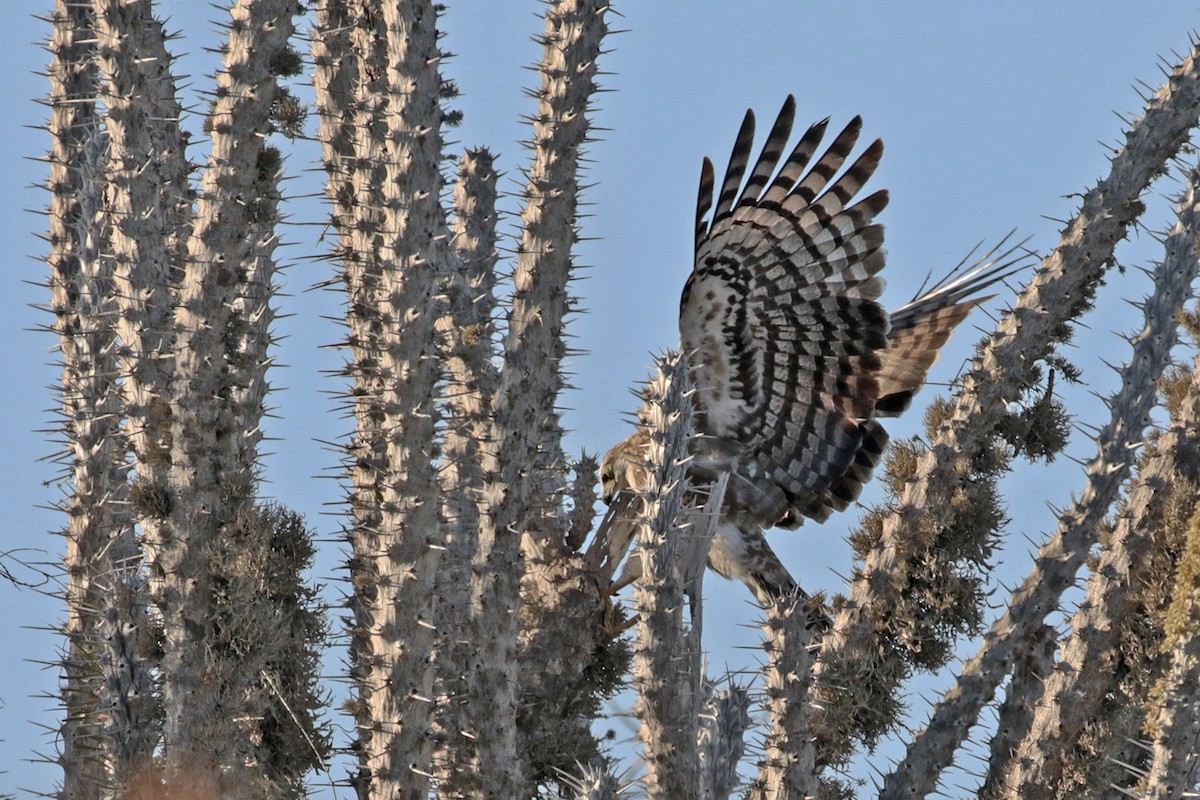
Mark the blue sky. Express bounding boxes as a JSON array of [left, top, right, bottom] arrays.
[[2, 2, 1199, 795]]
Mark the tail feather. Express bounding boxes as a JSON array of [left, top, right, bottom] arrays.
[[878, 233, 1035, 413]]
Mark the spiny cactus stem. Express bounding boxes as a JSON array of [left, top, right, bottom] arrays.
[[997, 164, 1200, 800], [313, 1, 450, 796], [160, 0, 299, 778], [873, 40, 1200, 800], [1141, 503, 1200, 800], [633, 351, 705, 800]]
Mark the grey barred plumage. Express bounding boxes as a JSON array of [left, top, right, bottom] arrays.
[[600, 96, 1026, 605]]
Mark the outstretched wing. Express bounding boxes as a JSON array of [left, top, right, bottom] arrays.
[[681, 95, 891, 529], [681, 99, 1027, 531]]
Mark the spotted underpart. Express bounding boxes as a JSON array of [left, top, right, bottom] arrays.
[[601, 95, 1022, 604]]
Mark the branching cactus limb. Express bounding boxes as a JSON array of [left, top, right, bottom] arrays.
[[1017, 352, 1200, 798], [632, 350, 706, 799], [996, 166, 1200, 800], [311, 3, 392, 794], [228, 161, 288, 478], [858, 39, 1200, 799], [465, 0, 608, 790], [432, 148, 500, 797], [978, 623, 1056, 798], [160, 0, 299, 783], [1141, 502, 1200, 800], [93, 0, 189, 483], [697, 680, 752, 800], [312, 1, 451, 796], [515, 453, 632, 791], [748, 594, 819, 800], [92, 7, 190, 776], [489, 0, 610, 564]]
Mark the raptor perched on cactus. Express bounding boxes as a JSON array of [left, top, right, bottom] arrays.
[[600, 95, 1023, 604]]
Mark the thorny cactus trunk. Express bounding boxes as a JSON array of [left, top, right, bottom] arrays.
[[43, 0, 326, 796], [312, 1, 454, 796], [162, 0, 301, 785], [45, 6, 131, 795], [38, 3, 1200, 800], [629, 351, 709, 799], [994, 166, 1200, 800]]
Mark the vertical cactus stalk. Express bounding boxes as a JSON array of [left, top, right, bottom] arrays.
[[93, 0, 191, 777], [868, 39, 1200, 800], [432, 148, 499, 796], [978, 624, 1056, 798], [228, 171, 283, 474], [997, 166, 1200, 800], [471, 3, 608, 788], [495, 0, 608, 558], [516, 451, 628, 788], [1141, 504, 1200, 800], [313, 1, 450, 796], [749, 595, 819, 800], [160, 0, 299, 785], [632, 350, 705, 799], [43, 3, 127, 796], [697, 681, 752, 800], [94, 0, 189, 483]]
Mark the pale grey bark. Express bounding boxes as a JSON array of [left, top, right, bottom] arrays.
[[698, 681, 752, 800], [632, 351, 708, 799], [870, 40, 1200, 800], [514, 449, 629, 790], [979, 623, 1056, 798], [312, 1, 450, 796], [229, 203, 282, 479], [94, 0, 189, 480], [161, 0, 299, 789], [749, 595, 819, 800], [1142, 508, 1200, 800], [997, 166, 1200, 800], [44, 5, 135, 795], [471, 0, 610, 791], [433, 148, 500, 797], [92, 0, 190, 779]]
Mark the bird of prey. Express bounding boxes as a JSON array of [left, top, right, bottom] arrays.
[[599, 95, 1023, 605]]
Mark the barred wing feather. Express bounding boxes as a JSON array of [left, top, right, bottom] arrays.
[[681, 96, 1024, 530]]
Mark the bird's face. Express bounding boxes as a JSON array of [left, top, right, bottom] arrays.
[[599, 445, 624, 505], [599, 429, 651, 505], [600, 465, 618, 505]]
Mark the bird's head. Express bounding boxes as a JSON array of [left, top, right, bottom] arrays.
[[599, 428, 652, 505]]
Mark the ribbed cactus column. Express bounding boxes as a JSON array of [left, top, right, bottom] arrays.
[[162, 0, 299, 787], [476, 2, 609, 789], [313, 1, 451, 796], [697, 680, 752, 800], [997, 165, 1200, 800], [95, 0, 189, 486], [432, 148, 499, 797], [631, 350, 705, 799], [750, 595, 819, 800], [873, 40, 1200, 800], [93, 0, 191, 778], [45, 4, 126, 794]]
